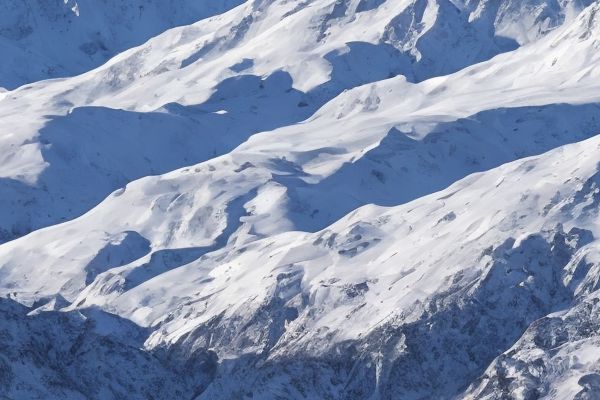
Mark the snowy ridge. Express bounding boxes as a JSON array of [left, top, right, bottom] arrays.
[[2, 0, 600, 399], [0, 0, 595, 241], [0, 0, 244, 90]]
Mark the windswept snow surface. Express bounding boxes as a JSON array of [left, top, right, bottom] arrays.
[[3, 0, 600, 399], [0, 0, 245, 90]]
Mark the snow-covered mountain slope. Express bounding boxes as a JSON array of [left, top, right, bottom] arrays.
[[0, 72, 315, 241], [3, 0, 600, 399], [10, 113, 600, 399], [188, 132, 600, 398], [0, 0, 595, 242], [0, 0, 243, 90], [4, 0, 600, 301]]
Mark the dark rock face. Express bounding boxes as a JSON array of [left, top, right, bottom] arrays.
[[0, 298, 215, 399], [152, 226, 596, 400]]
